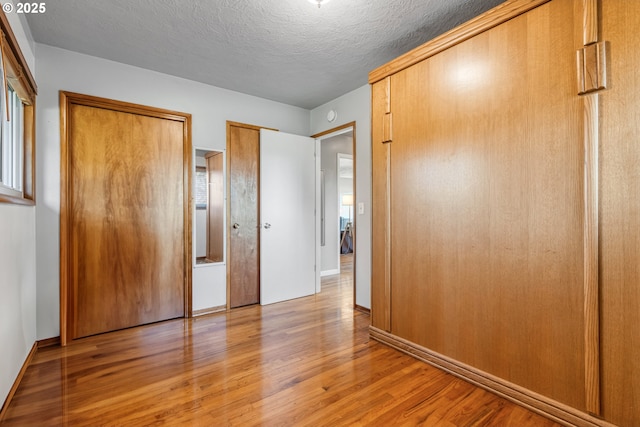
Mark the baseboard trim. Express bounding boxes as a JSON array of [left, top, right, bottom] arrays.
[[37, 336, 61, 348], [193, 305, 226, 317], [0, 341, 38, 422], [354, 304, 370, 314], [320, 269, 339, 277], [369, 327, 615, 427]]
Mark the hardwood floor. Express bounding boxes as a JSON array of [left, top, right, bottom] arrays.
[[2, 256, 559, 426]]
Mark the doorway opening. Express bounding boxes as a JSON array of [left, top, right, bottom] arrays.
[[313, 123, 356, 306]]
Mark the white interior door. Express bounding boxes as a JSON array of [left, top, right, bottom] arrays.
[[260, 129, 317, 305]]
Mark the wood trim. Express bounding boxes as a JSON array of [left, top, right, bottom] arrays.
[[350, 123, 357, 310], [183, 114, 193, 318], [382, 77, 392, 331], [0, 342, 37, 422], [579, 2, 600, 415], [59, 93, 70, 346], [37, 336, 61, 348], [225, 122, 232, 311], [370, 327, 616, 427], [0, 188, 34, 205], [310, 121, 355, 139], [226, 121, 278, 132], [59, 92, 189, 122], [193, 305, 227, 317], [22, 102, 35, 201], [59, 91, 193, 345], [354, 305, 370, 315], [368, 0, 552, 83], [582, 93, 600, 416], [370, 80, 391, 331], [382, 143, 391, 331], [0, 10, 36, 96], [583, 0, 598, 45]]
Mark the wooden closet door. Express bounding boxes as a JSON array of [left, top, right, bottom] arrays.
[[379, 0, 585, 410], [227, 122, 261, 308], [62, 93, 191, 341]]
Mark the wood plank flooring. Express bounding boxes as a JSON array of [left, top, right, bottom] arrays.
[[2, 255, 559, 426]]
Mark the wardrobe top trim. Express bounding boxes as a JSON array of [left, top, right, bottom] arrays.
[[368, 0, 551, 84]]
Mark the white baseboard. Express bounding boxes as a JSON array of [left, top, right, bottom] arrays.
[[320, 269, 339, 277]]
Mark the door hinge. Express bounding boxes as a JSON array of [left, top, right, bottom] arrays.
[[577, 41, 608, 95]]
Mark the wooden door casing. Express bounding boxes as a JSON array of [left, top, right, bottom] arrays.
[[60, 92, 192, 344], [600, 2, 640, 425], [227, 122, 261, 308]]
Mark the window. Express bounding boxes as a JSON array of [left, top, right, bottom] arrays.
[[194, 166, 207, 209], [1, 84, 24, 193], [0, 10, 37, 205]]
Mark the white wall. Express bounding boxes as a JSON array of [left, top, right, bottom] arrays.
[[320, 135, 352, 274], [0, 205, 37, 408], [311, 85, 371, 309], [1, 0, 37, 408], [35, 44, 311, 340]]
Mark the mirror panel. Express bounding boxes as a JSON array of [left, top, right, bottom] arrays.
[[195, 149, 224, 264]]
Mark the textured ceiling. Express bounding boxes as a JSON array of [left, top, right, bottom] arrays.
[[26, 0, 503, 109]]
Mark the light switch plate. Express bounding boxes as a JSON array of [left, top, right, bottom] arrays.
[[358, 202, 364, 215]]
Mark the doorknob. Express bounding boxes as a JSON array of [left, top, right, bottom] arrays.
[[264, 223, 271, 229], [233, 223, 240, 229]]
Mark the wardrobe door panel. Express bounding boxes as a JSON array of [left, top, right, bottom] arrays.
[[389, 0, 585, 409]]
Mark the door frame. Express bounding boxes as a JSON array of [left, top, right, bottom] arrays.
[[312, 122, 356, 306], [59, 92, 193, 346]]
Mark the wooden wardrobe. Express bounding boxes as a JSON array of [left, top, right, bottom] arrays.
[[369, 1, 638, 426]]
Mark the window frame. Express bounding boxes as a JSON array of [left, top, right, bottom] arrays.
[[0, 11, 37, 205]]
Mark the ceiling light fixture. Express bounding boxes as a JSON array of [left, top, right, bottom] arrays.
[[308, 0, 330, 8]]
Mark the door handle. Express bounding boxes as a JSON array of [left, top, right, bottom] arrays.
[[233, 223, 240, 229], [264, 223, 271, 229]]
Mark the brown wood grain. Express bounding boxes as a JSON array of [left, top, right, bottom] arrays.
[[68, 105, 186, 338], [368, 0, 551, 84], [371, 79, 391, 331], [375, 0, 586, 411], [2, 264, 560, 427], [227, 122, 260, 308], [599, 2, 640, 425], [582, 0, 598, 45], [206, 151, 224, 262], [582, 93, 600, 416], [60, 92, 191, 343]]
